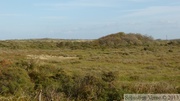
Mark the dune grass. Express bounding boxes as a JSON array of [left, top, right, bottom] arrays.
[[0, 33, 179, 101]]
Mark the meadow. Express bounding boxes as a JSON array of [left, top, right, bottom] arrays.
[[0, 32, 179, 101]]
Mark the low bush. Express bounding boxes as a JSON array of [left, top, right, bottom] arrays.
[[0, 67, 34, 96]]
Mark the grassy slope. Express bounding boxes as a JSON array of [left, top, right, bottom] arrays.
[[1, 45, 179, 85], [0, 35, 179, 100]]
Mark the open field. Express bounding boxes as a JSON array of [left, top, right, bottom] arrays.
[[0, 33, 179, 101]]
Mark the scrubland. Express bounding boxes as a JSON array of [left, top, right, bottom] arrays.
[[0, 32, 179, 101]]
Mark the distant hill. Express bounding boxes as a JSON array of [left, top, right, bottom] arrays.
[[95, 32, 154, 47], [0, 32, 179, 49]]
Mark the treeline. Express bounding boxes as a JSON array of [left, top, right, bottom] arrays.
[[0, 32, 179, 49]]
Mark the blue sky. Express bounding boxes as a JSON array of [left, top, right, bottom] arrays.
[[0, 0, 180, 40]]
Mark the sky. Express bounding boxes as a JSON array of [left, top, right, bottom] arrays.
[[0, 0, 180, 40]]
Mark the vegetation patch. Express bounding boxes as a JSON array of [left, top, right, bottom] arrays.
[[0, 32, 179, 100]]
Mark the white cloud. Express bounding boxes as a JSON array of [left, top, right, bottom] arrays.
[[124, 6, 180, 17], [128, 0, 155, 2], [40, 16, 66, 20], [33, 0, 116, 10], [157, 20, 179, 25], [0, 13, 24, 17], [38, 3, 111, 8]]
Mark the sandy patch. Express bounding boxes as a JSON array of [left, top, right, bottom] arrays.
[[27, 55, 78, 60]]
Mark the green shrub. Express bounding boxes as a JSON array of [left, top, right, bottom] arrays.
[[0, 67, 34, 96]]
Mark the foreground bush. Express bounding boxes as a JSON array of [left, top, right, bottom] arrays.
[[0, 66, 34, 96], [0, 59, 179, 100]]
